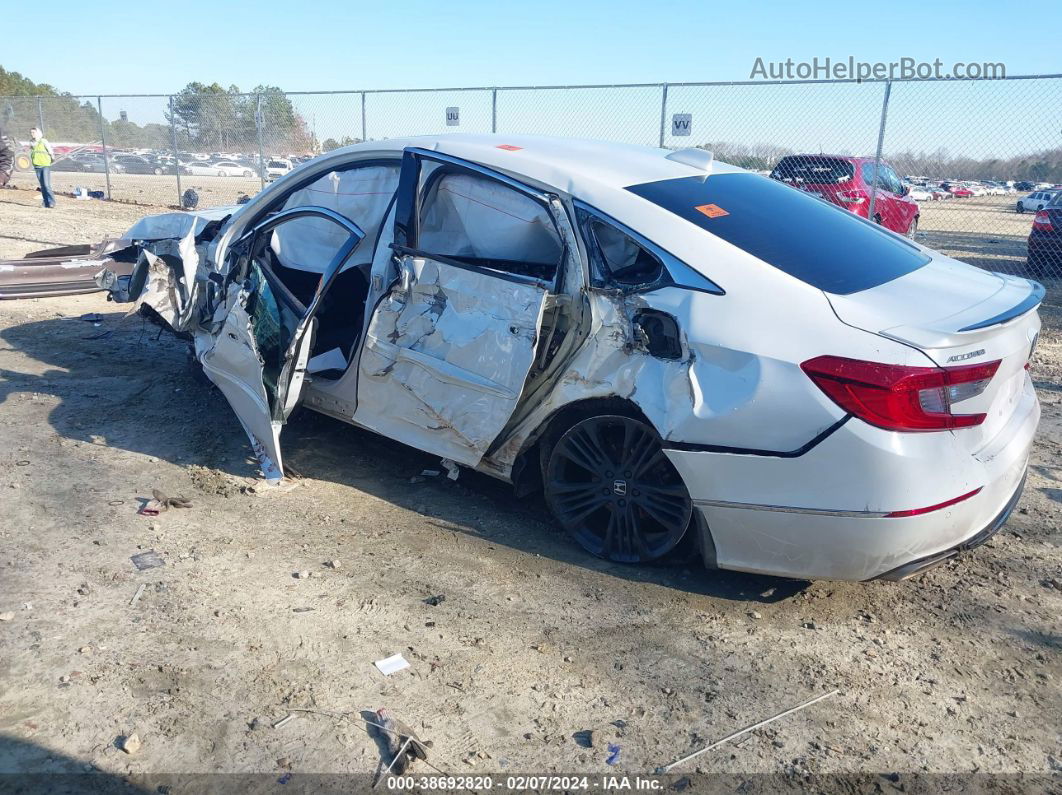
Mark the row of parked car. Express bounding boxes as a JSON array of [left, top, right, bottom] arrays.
[[50, 149, 312, 180]]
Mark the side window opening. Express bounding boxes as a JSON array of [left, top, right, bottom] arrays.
[[416, 169, 563, 282], [573, 203, 723, 295], [272, 163, 399, 276], [237, 162, 400, 380], [586, 217, 665, 287]]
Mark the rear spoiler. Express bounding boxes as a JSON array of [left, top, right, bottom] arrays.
[[958, 280, 1045, 331]]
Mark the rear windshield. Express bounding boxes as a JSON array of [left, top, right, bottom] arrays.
[[770, 155, 854, 185], [626, 173, 930, 294]]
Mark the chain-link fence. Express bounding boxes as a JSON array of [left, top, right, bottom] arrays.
[[2, 75, 1061, 289]]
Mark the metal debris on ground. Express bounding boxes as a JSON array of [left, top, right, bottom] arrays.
[[655, 688, 839, 774], [272, 714, 295, 729], [129, 584, 146, 606], [77, 313, 103, 323], [376, 708, 430, 776], [606, 743, 621, 765], [440, 458, 460, 481], [129, 550, 165, 571], [139, 489, 193, 516], [374, 654, 410, 676]]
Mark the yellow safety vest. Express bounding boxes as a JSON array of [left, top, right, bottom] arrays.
[[31, 139, 52, 167]]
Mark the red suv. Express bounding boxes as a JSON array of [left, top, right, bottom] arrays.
[[769, 155, 920, 237]]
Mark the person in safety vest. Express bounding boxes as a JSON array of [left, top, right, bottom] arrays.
[[29, 127, 56, 208], [0, 132, 13, 188], [0, 105, 14, 188]]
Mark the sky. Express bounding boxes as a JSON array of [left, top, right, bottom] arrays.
[[4, 0, 1060, 158], [7, 0, 1058, 95]]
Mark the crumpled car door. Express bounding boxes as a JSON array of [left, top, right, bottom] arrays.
[[356, 255, 548, 467], [353, 150, 555, 468], [198, 207, 365, 481]]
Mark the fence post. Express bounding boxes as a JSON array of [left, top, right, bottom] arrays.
[[658, 83, 669, 149], [97, 97, 111, 201], [491, 88, 498, 133], [169, 95, 183, 206], [36, 96, 44, 134], [867, 80, 892, 225], [361, 92, 367, 142], [255, 94, 266, 191]]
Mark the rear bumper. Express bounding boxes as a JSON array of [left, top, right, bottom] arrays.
[[874, 469, 1026, 580], [665, 375, 1040, 581]]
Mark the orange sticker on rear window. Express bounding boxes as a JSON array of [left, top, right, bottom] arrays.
[[496, 144, 523, 151], [695, 203, 729, 218]]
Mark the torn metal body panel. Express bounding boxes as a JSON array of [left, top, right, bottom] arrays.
[[354, 255, 549, 467], [94, 134, 1040, 582], [0, 240, 135, 300]]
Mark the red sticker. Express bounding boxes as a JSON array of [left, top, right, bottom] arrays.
[[496, 144, 523, 151], [695, 203, 729, 218]]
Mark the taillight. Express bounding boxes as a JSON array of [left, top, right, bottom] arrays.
[[801, 355, 1001, 431], [1032, 210, 1053, 231], [837, 190, 866, 204]]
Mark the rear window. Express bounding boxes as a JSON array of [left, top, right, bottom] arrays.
[[626, 173, 930, 294], [770, 155, 854, 185]]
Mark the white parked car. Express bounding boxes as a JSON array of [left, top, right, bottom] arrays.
[[182, 160, 255, 178], [265, 158, 294, 180], [1016, 190, 1059, 213], [908, 186, 934, 201], [95, 135, 1042, 582]]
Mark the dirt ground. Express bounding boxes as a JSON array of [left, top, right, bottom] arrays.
[[0, 187, 1060, 790], [8, 169, 263, 216]]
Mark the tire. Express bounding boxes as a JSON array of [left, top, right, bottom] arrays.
[[872, 214, 883, 225], [153, 167, 163, 175], [243, 170, 252, 178], [217, 170, 225, 177], [1017, 203, 1025, 214], [544, 414, 692, 563], [906, 217, 918, 239], [14, 152, 32, 171]]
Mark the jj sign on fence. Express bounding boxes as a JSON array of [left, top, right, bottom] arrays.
[[2, 75, 1061, 291]]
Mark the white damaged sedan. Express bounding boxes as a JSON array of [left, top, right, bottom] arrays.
[[96, 134, 1043, 581]]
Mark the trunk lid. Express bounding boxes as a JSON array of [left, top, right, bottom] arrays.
[[826, 255, 1042, 452]]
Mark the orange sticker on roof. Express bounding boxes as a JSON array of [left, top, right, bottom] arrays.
[[695, 203, 729, 218], [496, 144, 522, 151]]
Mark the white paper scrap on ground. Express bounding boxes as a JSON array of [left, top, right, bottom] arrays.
[[374, 653, 410, 676]]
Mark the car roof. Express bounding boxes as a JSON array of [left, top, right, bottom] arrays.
[[332, 133, 746, 197]]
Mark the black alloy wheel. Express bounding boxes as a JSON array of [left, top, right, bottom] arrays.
[[545, 415, 692, 563]]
